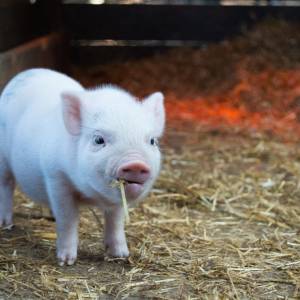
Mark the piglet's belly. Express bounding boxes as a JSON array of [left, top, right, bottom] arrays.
[[12, 165, 49, 205], [17, 179, 49, 205]]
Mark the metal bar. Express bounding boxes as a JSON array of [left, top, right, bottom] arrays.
[[73, 39, 210, 46]]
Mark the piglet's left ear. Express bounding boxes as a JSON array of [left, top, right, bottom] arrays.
[[143, 92, 165, 137], [61, 92, 82, 136]]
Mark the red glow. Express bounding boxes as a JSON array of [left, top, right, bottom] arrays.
[[166, 69, 300, 140]]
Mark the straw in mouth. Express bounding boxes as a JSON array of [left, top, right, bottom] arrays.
[[111, 179, 130, 223]]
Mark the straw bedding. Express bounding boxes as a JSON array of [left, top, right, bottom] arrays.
[[0, 126, 299, 299]]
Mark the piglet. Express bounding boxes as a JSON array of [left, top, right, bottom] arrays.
[[0, 69, 165, 265]]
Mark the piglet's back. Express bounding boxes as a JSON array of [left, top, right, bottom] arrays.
[[0, 68, 83, 125]]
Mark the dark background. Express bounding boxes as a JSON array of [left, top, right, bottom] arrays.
[[1, 0, 300, 65]]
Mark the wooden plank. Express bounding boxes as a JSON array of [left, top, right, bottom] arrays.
[[0, 33, 67, 92], [0, 0, 61, 52]]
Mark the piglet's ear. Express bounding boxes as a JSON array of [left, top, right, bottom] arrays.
[[143, 92, 165, 137], [61, 92, 82, 135]]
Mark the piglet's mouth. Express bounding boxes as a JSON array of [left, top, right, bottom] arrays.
[[122, 179, 143, 184], [115, 161, 150, 199], [118, 178, 145, 199]]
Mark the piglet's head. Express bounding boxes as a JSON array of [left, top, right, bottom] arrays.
[[61, 87, 165, 204]]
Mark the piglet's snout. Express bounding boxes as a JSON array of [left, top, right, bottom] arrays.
[[117, 162, 150, 184]]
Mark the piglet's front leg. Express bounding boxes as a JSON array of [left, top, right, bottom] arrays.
[[46, 179, 79, 266], [104, 206, 129, 258]]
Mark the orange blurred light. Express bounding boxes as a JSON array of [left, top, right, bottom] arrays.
[[165, 68, 300, 141]]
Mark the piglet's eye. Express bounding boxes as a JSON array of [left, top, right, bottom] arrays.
[[150, 138, 158, 146], [93, 135, 105, 146]]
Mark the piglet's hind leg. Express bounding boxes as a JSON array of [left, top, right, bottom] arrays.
[[0, 157, 15, 229]]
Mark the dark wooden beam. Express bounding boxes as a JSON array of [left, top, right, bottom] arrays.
[[63, 4, 300, 42]]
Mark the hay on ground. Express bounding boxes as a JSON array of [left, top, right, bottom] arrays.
[[0, 127, 299, 299]]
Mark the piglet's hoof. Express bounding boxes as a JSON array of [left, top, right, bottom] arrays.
[[105, 241, 129, 258], [57, 248, 77, 266], [0, 216, 13, 230]]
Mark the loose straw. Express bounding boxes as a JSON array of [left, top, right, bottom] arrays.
[[111, 179, 130, 224], [119, 180, 130, 224]]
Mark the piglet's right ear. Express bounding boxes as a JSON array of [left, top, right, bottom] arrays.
[[61, 92, 82, 135]]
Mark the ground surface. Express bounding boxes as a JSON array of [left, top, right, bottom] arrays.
[[0, 127, 299, 299], [1, 19, 300, 299]]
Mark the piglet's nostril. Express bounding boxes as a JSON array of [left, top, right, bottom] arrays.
[[117, 162, 150, 183], [121, 163, 149, 174]]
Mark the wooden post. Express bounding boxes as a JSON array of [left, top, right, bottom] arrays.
[[0, 33, 67, 92]]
